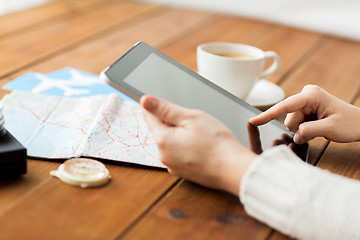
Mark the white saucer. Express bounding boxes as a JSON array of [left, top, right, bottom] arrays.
[[245, 79, 285, 110]]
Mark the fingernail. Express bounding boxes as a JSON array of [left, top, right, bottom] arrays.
[[249, 117, 256, 124], [144, 97, 157, 111], [294, 133, 304, 144]]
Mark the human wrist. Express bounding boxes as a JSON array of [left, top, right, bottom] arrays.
[[218, 141, 256, 196]]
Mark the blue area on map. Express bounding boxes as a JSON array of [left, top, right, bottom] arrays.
[[3, 72, 40, 91], [3, 67, 135, 102]]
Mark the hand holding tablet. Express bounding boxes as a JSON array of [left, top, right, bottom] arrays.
[[101, 42, 308, 161]]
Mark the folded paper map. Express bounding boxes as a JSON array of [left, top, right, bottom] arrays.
[[2, 67, 163, 168], [2, 91, 163, 168]]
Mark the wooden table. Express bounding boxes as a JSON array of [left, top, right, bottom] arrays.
[[1, 0, 360, 239]]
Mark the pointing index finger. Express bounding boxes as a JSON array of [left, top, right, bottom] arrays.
[[249, 93, 307, 126]]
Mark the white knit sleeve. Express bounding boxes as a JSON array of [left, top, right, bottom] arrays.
[[240, 145, 360, 240]]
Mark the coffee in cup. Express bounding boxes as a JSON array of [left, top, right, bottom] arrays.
[[212, 53, 254, 59], [197, 42, 280, 99]]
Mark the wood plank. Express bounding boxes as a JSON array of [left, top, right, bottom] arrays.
[[316, 141, 360, 179], [120, 181, 270, 240], [0, 0, 158, 78], [0, 0, 104, 37], [0, 8, 214, 76], [281, 38, 360, 101], [0, 7, 214, 239], [0, 161, 58, 216], [0, 160, 178, 239]]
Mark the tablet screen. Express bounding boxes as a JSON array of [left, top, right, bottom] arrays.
[[105, 42, 307, 159]]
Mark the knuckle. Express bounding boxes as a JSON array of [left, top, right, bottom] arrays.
[[302, 84, 322, 97], [284, 121, 296, 132], [297, 125, 308, 138]]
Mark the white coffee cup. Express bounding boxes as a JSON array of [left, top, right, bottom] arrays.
[[197, 42, 280, 99]]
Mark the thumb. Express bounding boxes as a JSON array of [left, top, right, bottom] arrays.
[[294, 119, 330, 144], [140, 95, 187, 126]]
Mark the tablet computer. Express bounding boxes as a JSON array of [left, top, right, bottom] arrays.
[[101, 42, 308, 161]]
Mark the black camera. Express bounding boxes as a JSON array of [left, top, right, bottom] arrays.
[[0, 129, 27, 177]]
